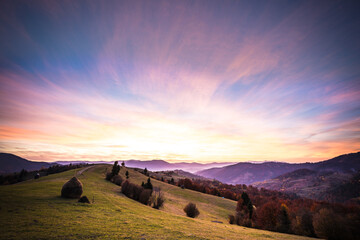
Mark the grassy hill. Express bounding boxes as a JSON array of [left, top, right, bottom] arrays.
[[0, 165, 313, 239]]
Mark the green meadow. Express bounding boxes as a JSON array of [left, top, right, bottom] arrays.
[[0, 165, 314, 239]]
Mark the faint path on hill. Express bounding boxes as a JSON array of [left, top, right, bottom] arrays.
[[76, 166, 94, 177]]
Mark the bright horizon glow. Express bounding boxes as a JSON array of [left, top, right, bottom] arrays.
[[0, 1, 359, 163]]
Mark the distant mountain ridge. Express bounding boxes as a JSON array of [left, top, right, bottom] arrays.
[[55, 160, 234, 173], [0, 153, 52, 174], [196, 152, 360, 185], [123, 160, 233, 173], [0, 154, 234, 174]]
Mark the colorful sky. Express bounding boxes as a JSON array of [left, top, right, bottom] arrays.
[[0, 0, 359, 163]]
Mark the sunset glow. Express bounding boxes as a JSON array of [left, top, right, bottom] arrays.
[[0, 0, 359, 162]]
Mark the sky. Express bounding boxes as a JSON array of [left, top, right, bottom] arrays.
[[0, 0, 359, 163]]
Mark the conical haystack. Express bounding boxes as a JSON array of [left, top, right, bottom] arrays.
[[61, 177, 83, 198]]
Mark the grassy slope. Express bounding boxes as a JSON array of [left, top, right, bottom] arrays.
[[0, 165, 312, 240]]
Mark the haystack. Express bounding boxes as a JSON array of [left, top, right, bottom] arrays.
[[78, 195, 90, 203], [61, 177, 83, 198]]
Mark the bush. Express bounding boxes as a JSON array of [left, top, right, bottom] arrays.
[[132, 184, 143, 201], [106, 172, 113, 181], [139, 189, 152, 205], [184, 202, 200, 218], [151, 190, 165, 209], [121, 180, 130, 195], [112, 175, 123, 186], [229, 214, 235, 224]]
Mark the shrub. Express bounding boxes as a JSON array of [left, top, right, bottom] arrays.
[[139, 189, 152, 205], [112, 175, 123, 186], [121, 180, 130, 195], [229, 214, 235, 224], [151, 190, 165, 209], [184, 202, 200, 218], [132, 184, 143, 201], [106, 172, 113, 181]]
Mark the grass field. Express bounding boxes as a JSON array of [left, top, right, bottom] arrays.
[[0, 165, 314, 239]]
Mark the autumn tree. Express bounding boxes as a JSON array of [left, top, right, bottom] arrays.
[[277, 203, 291, 233]]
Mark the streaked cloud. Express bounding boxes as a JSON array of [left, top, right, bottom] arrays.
[[0, 0, 359, 162]]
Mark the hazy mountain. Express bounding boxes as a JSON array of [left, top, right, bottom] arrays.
[[0, 153, 52, 174], [53, 159, 234, 173], [196, 152, 360, 185], [123, 160, 233, 173]]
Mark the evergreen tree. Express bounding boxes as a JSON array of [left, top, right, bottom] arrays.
[[241, 192, 253, 219], [144, 168, 148, 176], [111, 161, 120, 176], [121, 161, 125, 167], [144, 177, 153, 190], [125, 170, 129, 179]]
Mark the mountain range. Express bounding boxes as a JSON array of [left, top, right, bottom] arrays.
[[0, 153, 233, 174], [196, 152, 360, 185], [1, 151, 359, 202], [0, 153, 52, 174]]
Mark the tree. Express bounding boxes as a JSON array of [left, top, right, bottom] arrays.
[[125, 170, 129, 179], [121, 161, 125, 167], [313, 208, 345, 240], [144, 177, 153, 190], [277, 203, 291, 233], [170, 178, 175, 185], [256, 201, 279, 231], [293, 210, 315, 237], [19, 169, 27, 181], [111, 161, 120, 176], [144, 168, 148, 176], [236, 192, 253, 220]]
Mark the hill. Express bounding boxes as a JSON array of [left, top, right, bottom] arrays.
[[196, 162, 309, 185], [252, 169, 353, 201], [196, 152, 360, 185], [0, 165, 312, 239], [150, 169, 208, 182], [0, 153, 52, 174]]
